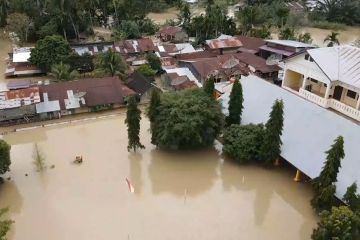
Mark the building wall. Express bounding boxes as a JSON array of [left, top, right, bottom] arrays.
[[284, 53, 330, 85], [283, 69, 303, 90]]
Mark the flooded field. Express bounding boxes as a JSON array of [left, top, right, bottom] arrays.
[[299, 26, 360, 47], [0, 115, 318, 240]]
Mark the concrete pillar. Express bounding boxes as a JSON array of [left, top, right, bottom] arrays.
[[356, 95, 360, 110], [302, 76, 308, 89], [293, 170, 302, 182], [281, 69, 287, 88], [324, 83, 331, 99]]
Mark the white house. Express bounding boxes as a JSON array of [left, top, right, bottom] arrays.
[[282, 45, 360, 122], [221, 75, 360, 198]]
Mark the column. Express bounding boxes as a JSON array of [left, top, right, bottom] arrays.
[[302, 76, 308, 89], [293, 170, 302, 182], [356, 95, 360, 110], [324, 83, 331, 99]]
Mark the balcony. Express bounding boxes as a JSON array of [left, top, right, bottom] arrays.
[[329, 99, 360, 122], [299, 88, 329, 108]]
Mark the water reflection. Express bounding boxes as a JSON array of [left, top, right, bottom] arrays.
[[129, 152, 143, 195], [148, 149, 220, 196]]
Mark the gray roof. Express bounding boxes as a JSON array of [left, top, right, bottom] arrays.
[[266, 39, 313, 48], [220, 75, 360, 198]]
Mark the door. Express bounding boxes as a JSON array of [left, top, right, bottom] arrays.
[[333, 86, 343, 101]]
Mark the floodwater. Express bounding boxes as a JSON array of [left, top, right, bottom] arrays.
[[0, 115, 318, 240], [299, 26, 360, 47]]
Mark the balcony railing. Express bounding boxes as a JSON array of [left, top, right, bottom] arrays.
[[299, 88, 328, 108], [329, 99, 360, 122]]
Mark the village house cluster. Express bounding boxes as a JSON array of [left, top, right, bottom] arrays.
[[1, 25, 360, 127]]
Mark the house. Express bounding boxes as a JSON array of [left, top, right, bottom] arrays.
[[179, 55, 249, 84], [114, 38, 156, 55], [164, 73, 196, 91], [205, 37, 243, 55], [282, 45, 360, 122], [71, 41, 114, 56], [218, 52, 280, 80], [174, 51, 217, 61], [235, 36, 266, 54], [0, 105, 37, 124], [259, 40, 314, 65], [164, 67, 202, 88], [285, 1, 305, 13], [39, 77, 136, 115], [5, 47, 44, 77], [0, 87, 41, 110], [156, 26, 189, 43], [126, 71, 153, 101], [220, 74, 360, 199]]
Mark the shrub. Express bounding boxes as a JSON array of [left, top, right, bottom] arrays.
[[223, 124, 265, 164], [151, 88, 224, 150]]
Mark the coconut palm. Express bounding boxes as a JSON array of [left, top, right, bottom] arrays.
[[49, 62, 79, 81], [324, 31, 340, 47], [95, 49, 127, 77]]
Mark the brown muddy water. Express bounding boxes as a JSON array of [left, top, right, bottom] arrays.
[[0, 115, 318, 240]]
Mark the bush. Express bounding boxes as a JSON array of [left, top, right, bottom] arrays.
[[151, 88, 224, 150], [223, 124, 265, 164], [312, 206, 360, 240], [0, 140, 11, 176]]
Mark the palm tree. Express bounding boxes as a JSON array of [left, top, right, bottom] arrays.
[[49, 62, 79, 81], [324, 31, 340, 47], [95, 49, 127, 77]]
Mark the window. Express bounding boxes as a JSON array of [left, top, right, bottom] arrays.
[[310, 78, 318, 83], [310, 57, 314, 62], [346, 90, 357, 99], [305, 54, 310, 60], [323, 83, 327, 87]]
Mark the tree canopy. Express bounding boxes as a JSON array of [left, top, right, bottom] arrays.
[[29, 35, 72, 71], [223, 124, 265, 164], [312, 206, 360, 240], [95, 49, 127, 77], [0, 140, 11, 177], [203, 76, 215, 99], [151, 88, 224, 150], [0, 208, 13, 240]]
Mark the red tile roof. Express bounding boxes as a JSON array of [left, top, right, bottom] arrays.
[[114, 38, 156, 54], [206, 38, 243, 49], [157, 26, 184, 36], [39, 77, 136, 110], [235, 36, 266, 53], [175, 51, 217, 61]]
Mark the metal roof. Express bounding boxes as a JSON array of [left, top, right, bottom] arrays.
[[165, 67, 202, 87], [12, 47, 32, 63], [307, 46, 360, 88], [266, 40, 313, 48], [220, 75, 360, 198]]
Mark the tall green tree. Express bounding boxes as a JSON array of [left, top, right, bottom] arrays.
[[312, 136, 345, 211], [29, 35, 72, 71], [324, 31, 340, 47], [0, 140, 11, 179], [147, 89, 161, 144], [259, 99, 284, 165], [203, 76, 215, 99], [343, 183, 360, 213], [125, 96, 144, 152], [95, 49, 127, 77], [312, 206, 360, 240], [0, 208, 13, 240], [226, 79, 244, 126]]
